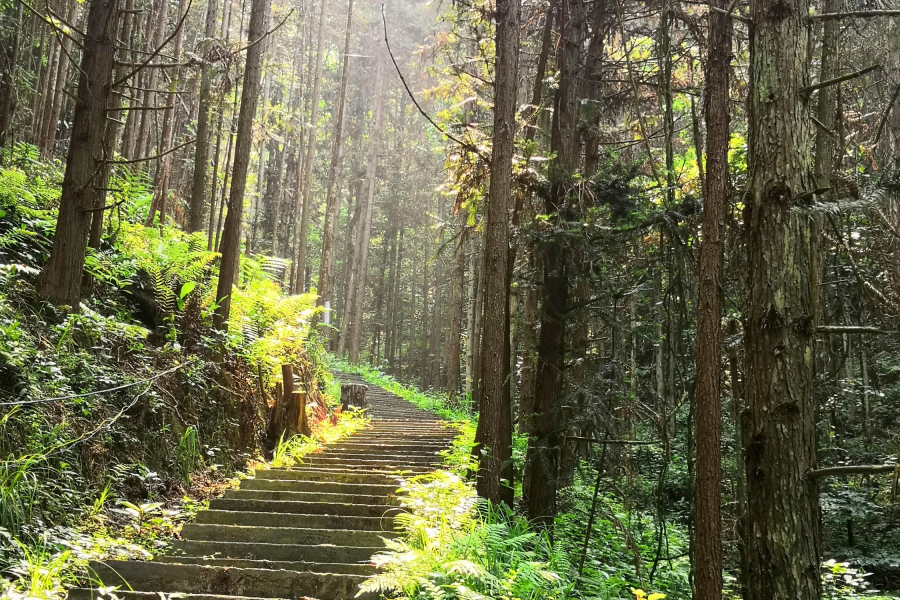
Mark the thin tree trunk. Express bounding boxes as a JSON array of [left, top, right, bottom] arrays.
[[445, 210, 466, 396], [347, 56, 384, 363], [337, 177, 363, 356], [42, 0, 78, 156], [291, 0, 326, 294], [694, 0, 731, 593], [148, 0, 188, 226], [213, 0, 270, 329], [0, 1, 25, 152], [318, 0, 354, 311], [465, 232, 477, 397], [135, 0, 168, 165], [188, 0, 221, 232]]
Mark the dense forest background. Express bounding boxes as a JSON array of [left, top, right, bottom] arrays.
[[2, 0, 900, 598]]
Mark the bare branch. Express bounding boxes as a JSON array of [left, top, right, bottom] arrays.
[[106, 137, 196, 164], [112, 0, 193, 87], [381, 4, 487, 162], [801, 64, 881, 95], [810, 9, 900, 20], [710, 6, 751, 22], [230, 9, 293, 56]]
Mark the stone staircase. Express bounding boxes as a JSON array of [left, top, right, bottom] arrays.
[[69, 371, 453, 600]]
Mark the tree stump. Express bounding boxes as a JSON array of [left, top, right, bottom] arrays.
[[341, 384, 368, 412]]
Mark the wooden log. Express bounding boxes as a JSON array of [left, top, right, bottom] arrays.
[[340, 383, 368, 412]]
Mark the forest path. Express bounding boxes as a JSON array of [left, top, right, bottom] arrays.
[[68, 372, 453, 600]]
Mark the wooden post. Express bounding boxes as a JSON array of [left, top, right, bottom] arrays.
[[340, 383, 368, 412], [282, 364, 299, 438], [266, 381, 284, 447], [296, 390, 312, 437]]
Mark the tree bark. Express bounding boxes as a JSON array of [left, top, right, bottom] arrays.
[[213, 0, 270, 329], [474, 0, 519, 507], [38, 0, 120, 306], [524, 0, 584, 526], [744, 0, 821, 594], [694, 0, 731, 595]]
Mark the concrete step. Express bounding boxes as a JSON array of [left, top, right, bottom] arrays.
[[296, 459, 436, 473], [262, 465, 432, 477], [181, 523, 397, 547], [65, 374, 447, 600], [314, 449, 442, 461], [224, 489, 400, 505], [253, 468, 405, 484], [195, 510, 399, 532], [69, 590, 289, 600], [86, 561, 374, 600], [239, 478, 400, 496], [303, 457, 440, 470], [208, 498, 408, 518], [162, 556, 377, 576], [169, 539, 377, 563]]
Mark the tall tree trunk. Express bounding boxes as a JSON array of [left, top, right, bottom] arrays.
[[38, 0, 120, 306], [694, 0, 731, 594], [89, 0, 135, 249], [41, 0, 78, 156], [474, 0, 519, 506], [148, 0, 188, 226], [291, 0, 326, 294], [213, 0, 270, 329], [0, 1, 25, 153], [445, 210, 466, 395], [337, 175, 363, 356], [524, 0, 583, 526], [347, 57, 384, 363], [388, 229, 404, 371], [188, 0, 221, 232], [465, 232, 477, 397], [745, 0, 821, 594], [318, 0, 354, 312], [135, 0, 168, 165]]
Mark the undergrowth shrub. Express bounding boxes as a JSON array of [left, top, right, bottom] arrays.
[[361, 472, 574, 600], [0, 143, 344, 600]]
